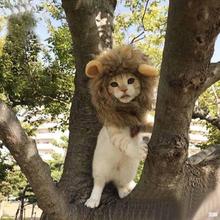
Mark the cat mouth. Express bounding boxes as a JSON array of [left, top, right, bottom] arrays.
[[120, 94, 130, 99]]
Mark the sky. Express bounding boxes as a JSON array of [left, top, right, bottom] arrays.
[[212, 36, 220, 62], [0, 0, 219, 62], [34, 1, 220, 63]]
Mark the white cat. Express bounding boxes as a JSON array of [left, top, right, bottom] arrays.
[[85, 73, 149, 208]]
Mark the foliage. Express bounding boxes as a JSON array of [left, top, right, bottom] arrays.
[[48, 153, 64, 182], [206, 125, 220, 146], [52, 134, 68, 149], [0, 148, 65, 200], [199, 83, 220, 116], [0, 13, 41, 106], [0, 8, 74, 130], [114, 0, 167, 67], [1, 161, 36, 207], [41, 0, 167, 68], [47, 24, 74, 73], [197, 81, 220, 147], [0, 150, 10, 182], [49, 134, 67, 182], [0, 16, 6, 56], [0, 150, 13, 201], [0, 152, 28, 200], [41, 0, 65, 22]]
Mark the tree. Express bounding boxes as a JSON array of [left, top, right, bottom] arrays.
[[0, 16, 6, 56], [113, 0, 167, 66], [0, 7, 74, 130], [0, 155, 32, 200], [0, 1, 220, 220], [0, 149, 12, 201], [48, 153, 65, 182]]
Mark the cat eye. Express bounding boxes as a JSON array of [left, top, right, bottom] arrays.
[[110, 82, 118, 87], [127, 78, 135, 84]]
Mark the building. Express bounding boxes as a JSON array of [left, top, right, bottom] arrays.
[[33, 122, 66, 161]]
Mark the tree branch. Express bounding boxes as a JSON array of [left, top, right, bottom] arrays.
[[0, 101, 70, 220], [130, 0, 150, 44], [192, 110, 220, 130], [198, 61, 220, 95], [187, 144, 220, 165], [135, 0, 220, 200]]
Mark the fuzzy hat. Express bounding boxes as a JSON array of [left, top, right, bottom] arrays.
[[85, 45, 158, 127]]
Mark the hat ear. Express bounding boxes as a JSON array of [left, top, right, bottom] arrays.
[[138, 64, 158, 77], [85, 60, 103, 78]]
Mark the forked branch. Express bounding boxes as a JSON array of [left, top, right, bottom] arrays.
[[0, 101, 70, 220], [192, 110, 220, 130], [198, 62, 220, 95], [188, 144, 220, 165]]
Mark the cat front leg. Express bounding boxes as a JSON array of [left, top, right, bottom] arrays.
[[85, 176, 105, 208], [107, 126, 147, 160]]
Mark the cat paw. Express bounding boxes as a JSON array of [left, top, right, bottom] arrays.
[[118, 181, 136, 198], [138, 143, 148, 160], [85, 197, 100, 208], [126, 143, 147, 160], [118, 187, 131, 198]]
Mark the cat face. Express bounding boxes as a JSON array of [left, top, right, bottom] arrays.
[[108, 73, 141, 103]]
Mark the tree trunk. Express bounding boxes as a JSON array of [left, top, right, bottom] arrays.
[[57, 0, 117, 213], [54, 0, 220, 219]]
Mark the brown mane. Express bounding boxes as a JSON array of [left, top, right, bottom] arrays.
[[88, 45, 158, 128]]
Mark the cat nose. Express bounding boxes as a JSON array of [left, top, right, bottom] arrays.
[[120, 88, 128, 93]]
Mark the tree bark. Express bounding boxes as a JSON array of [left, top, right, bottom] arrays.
[[59, 0, 116, 207], [0, 102, 70, 220], [58, 0, 220, 219], [198, 62, 220, 95], [192, 110, 220, 130], [135, 1, 220, 219], [188, 144, 220, 165]]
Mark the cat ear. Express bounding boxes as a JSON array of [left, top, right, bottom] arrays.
[[138, 64, 158, 77], [85, 60, 103, 78]]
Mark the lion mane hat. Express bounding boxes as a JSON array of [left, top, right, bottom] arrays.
[[85, 45, 158, 128]]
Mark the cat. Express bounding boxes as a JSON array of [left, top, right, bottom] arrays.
[[85, 73, 150, 208], [84, 45, 158, 208]]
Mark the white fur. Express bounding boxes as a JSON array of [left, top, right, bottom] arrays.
[[85, 126, 149, 208], [85, 73, 149, 208]]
